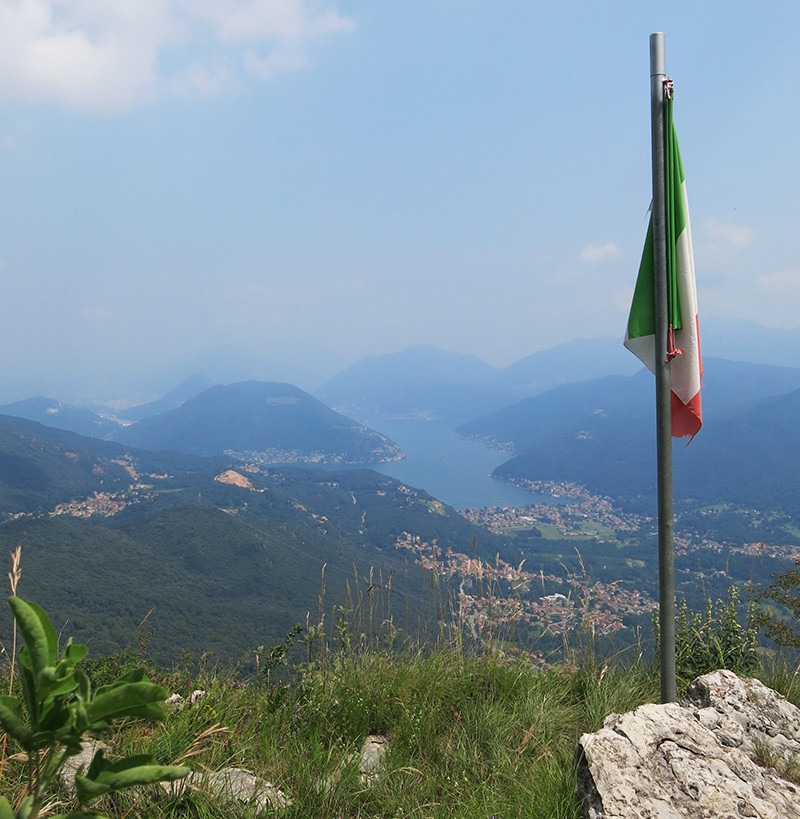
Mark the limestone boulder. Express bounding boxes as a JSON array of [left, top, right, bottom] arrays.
[[577, 669, 800, 818]]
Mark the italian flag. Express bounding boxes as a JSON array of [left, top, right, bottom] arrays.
[[624, 94, 703, 439]]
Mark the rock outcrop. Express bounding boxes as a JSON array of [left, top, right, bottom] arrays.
[[577, 669, 800, 818], [181, 767, 292, 812]]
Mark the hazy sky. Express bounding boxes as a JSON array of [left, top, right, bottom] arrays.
[[1, 1, 798, 402]]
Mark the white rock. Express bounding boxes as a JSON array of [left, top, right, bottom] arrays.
[[59, 739, 110, 796], [188, 767, 292, 813], [577, 670, 800, 818], [319, 734, 390, 792], [358, 735, 389, 786]]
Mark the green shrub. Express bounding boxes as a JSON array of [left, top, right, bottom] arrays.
[[0, 596, 189, 819], [757, 558, 800, 650], [655, 586, 759, 691]]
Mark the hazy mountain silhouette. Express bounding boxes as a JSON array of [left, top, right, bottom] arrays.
[[0, 397, 120, 439], [701, 317, 800, 368], [316, 345, 508, 421], [317, 338, 641, 422], [118, 374, 212, 422], [113, 380, 401, 463], [500, 337, 639, 398], [460, 358, 800, 514]]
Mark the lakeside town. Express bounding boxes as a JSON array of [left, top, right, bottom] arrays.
[[394, 528, 657, 651], [462, 479, 800, 565], [392, 479, 800, 651], [7, 458, 799, 653]]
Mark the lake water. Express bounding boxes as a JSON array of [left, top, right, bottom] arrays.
[[363, 418, 551, 510]]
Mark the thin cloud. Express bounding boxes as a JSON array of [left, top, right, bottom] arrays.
[[0, 0, 355, 112], [243, 46, 308, 81], [0, 120, 30, 150], [168, 59, 237, 98], [185, 1, 355, 44], [757, 267, 800, 294], [704, 218, 753, 249], [580, 242, 619, 263]]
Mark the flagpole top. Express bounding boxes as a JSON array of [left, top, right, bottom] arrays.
[[650, 33, 666, 77]]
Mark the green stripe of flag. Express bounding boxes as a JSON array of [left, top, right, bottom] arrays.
[[626, 94, 687, 347]]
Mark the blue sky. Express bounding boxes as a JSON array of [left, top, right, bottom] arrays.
[[1, 1, 798, 402]]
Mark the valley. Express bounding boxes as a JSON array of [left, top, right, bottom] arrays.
[[1, 333, 800, 669]]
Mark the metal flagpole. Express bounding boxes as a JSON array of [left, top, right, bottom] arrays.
[[650, 32, 676, 703]]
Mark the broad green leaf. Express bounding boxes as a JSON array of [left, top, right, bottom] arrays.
[[75, 667, 91, 702], [86, 682, 167, 726], [92, 669, 144, 698], [31, 640, 86, 702], [44, 728, 84, 756], [75, 752, 189, 802], [117, 668, 145, 683], [9, 597, 57, 680], [63, 640, 88, 665], [86, 747, 106, 780], [19, 662, 39, 727], [89, 673, 148, 718], [72, 697, 90, 734], [0, 694, 35, 750], [38, 696, 74, 735], [38, 666, 80, 700], [0, 796, 14, 819], [53, 641, 88, 678]]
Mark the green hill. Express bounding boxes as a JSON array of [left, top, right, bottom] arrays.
[[460, 359, 800, 514], [0, 416, 500, 664], [113, 381, 401, 463], [0, 414, 133, 513]]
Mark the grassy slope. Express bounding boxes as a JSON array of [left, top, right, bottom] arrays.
[[0, 556, 794, 818], [9, 639, 797, 819], [1, 642, 660, 818]]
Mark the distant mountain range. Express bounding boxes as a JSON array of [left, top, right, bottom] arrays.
[[1, 381, 402, 467], [0, 397, 120, 439], [700, 318, 800, 369], [3, 327, 800, 663], [4, 324, 800, 513], [458, 357, 800, 515], [117, 374, 212, 422], [317, 338, 640, 421], [315, 319, 800, 423]]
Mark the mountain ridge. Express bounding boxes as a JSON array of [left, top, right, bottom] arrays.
[[316, 337, 641, 422], [458, 357, 800, 514], [112, 380, 402, 464]]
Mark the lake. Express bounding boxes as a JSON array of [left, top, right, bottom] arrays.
[[362, 418, 554, 510]]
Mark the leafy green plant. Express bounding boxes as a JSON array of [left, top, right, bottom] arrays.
[[757, 558, 800, 650], [0, 596, 189, 819], [655, 585, 759, 690], [255, 623, 303, 685]]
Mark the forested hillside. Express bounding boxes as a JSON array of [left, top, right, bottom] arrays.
[[0, 416, 499, 664]]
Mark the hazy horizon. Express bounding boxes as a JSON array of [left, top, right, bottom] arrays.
[[0, 315, 797, 408], [2, 3, 799, 403]]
